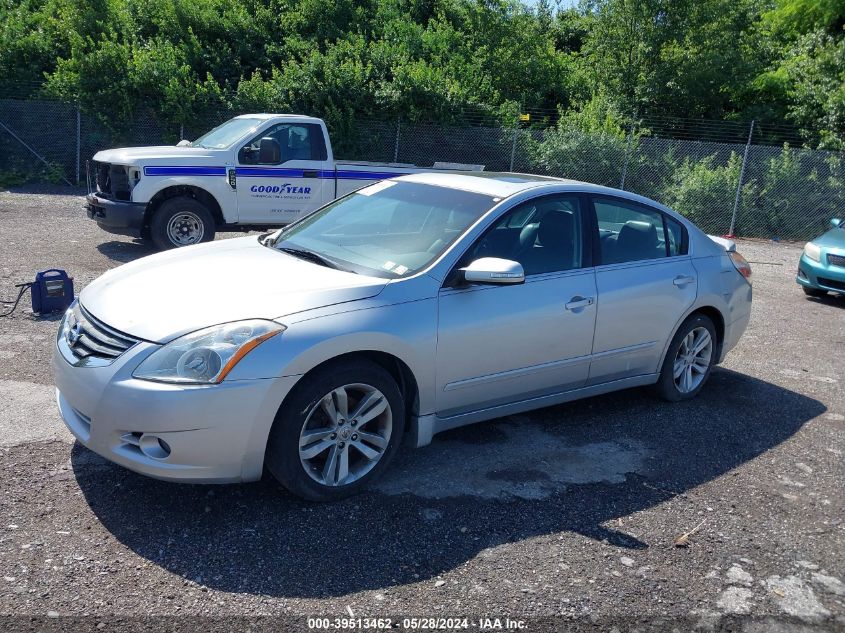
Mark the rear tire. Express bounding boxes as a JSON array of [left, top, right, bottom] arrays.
[[655, 314, 717, 402], [150, 196, 216, 250], [265, 360, 405, 501], [802, 286, 828, 298]]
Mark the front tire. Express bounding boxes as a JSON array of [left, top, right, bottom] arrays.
[[150, 196, 216, 250], [265, 360, 405, 501], [655, 314, 717, 402], [802, 286, 828, 298]]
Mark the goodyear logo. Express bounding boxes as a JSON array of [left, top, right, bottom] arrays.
[[250, 183, 311, 194]]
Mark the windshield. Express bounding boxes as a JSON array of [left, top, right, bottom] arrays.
[[191, 117, 263, 149], [269, 181, 498, 278]]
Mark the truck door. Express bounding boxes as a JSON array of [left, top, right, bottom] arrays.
[[235, 122, 330, 225]]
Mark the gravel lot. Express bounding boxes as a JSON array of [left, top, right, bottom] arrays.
[[0, 187, 843, 631]]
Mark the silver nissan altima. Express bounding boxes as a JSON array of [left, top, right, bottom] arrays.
[[53, 172, 752, 500]]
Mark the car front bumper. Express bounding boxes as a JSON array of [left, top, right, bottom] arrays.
[[53, 331, 300, 484], [85, 193, 147, 237], [796, 253, 845, 295]]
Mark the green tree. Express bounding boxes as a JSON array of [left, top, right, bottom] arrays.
[[753, 0, 845, 148]]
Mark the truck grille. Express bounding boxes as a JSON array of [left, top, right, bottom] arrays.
[[94, 162, 131, 201], [828, 253, 845, 268], [64, 303, 139, 362]]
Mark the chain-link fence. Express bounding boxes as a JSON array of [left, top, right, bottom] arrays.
[[1, 97, 843, 241]]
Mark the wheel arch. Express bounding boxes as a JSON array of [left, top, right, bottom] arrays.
[[660, 304, 726, 371], [690, 305, 725, 350], [282, 350, 421, 424], [247, 349, 421, 482], [142, 185, 224, 238]]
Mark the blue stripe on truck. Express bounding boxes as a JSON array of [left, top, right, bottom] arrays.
[[238, 167, 407, 180], [237, 167, 312, 178], [142, 166, 408, 180], [143, 166, 227, 176], [334, 170, 406, 180]]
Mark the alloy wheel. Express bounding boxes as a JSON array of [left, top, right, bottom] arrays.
[[673, 326, 713, 393], [298, 383, 392, 487]]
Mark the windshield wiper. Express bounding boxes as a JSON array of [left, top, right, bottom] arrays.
[[279, 247, 350, 272]]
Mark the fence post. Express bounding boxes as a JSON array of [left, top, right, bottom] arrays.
[[729, 120, 755, 236], [509, 126, 519, 172], [619, 119, 635, 190], [75, 104, 81, 185], [393, 116, 401, 163], [180, 123, 184, 140]]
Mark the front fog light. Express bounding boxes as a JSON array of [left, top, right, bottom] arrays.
[[133, 320, 284, 384]]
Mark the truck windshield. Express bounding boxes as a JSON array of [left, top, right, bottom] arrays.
[[269, 181, 498, 278], [191, 117, 264, 149]]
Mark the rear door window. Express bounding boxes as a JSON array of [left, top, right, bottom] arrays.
[[592, 197, 685, 264]]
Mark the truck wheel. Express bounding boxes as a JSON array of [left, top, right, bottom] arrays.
[[150, 197, 216, 250], [265, 359, 405, 501]]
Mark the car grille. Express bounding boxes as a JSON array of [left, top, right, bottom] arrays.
[[818, 277, 845, 291], [65, 304, 139, 362], [828, 253, 845, 268]]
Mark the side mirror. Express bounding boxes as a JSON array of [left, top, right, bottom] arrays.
[[461, 257, 525, 285], [258, 137, 281, 164], [832, 218, 842, 229]]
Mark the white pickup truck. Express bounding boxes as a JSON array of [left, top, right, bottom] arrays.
[[86, 113, 482, 250]]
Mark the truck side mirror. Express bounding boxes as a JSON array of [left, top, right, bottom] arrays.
[[258, 137, 281, 164]]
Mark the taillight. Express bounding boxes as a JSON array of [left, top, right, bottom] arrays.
[[729, 251, 752, 283]]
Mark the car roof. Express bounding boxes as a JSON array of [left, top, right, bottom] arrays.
[[396, 170, 661, 201], [396, 171, 682, 215], [232, 113, 324, 124], [396, 171, 575, 197]]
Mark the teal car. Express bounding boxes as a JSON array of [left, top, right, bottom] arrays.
[[797, 218, 845, 297]]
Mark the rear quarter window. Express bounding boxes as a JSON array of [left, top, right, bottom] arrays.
[[665, 215, 687, 256]]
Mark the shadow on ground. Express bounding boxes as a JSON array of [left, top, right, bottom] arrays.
[[73, 368, 823, 598], [95, 240, 154, 263], [803, 292, 845, 308]]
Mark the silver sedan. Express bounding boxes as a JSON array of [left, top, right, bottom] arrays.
[[53, 172, 753, 500]]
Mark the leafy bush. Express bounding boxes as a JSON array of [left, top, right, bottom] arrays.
[[0, 161, 67, 188], [660, 153, 749, 235], [527, 95, 630, 186], [740, 144, 842, 239]]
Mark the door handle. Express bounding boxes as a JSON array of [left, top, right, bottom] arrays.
[[565, 296, 594, 311], [673, 275, 695, 287], [302, 170, 319, 178]]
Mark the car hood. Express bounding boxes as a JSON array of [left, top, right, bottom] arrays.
[[80, 237, 388, 343], [92, 146, 226, 165], [812, 228, 845, 250]]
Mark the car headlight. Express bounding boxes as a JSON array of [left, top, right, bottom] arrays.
[[133, 320, 285, 384], [57, 300, 79, 343], [803, 242, 822, 262]]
